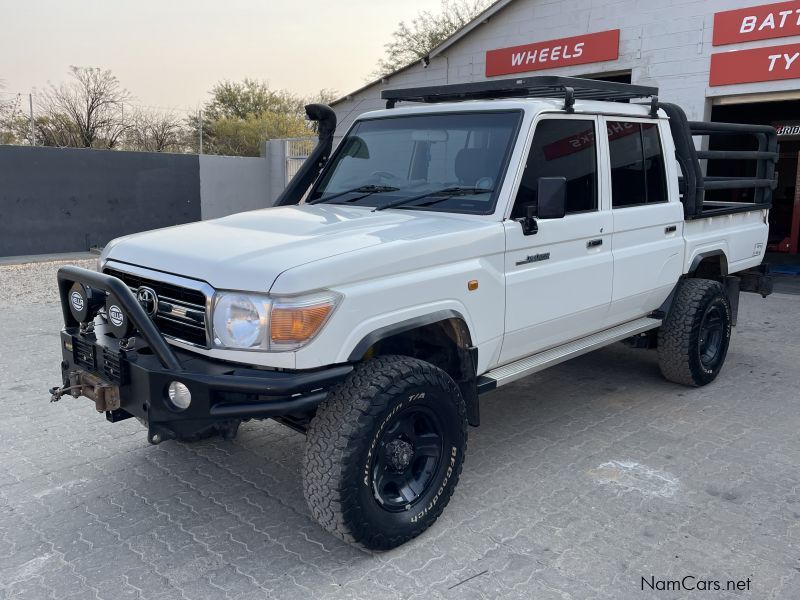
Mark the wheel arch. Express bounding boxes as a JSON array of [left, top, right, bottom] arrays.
[[347, 310, 481, 427], [687, 250, 729, 280]]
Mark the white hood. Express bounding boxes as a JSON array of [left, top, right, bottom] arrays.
[[104, 204, 494, 291]]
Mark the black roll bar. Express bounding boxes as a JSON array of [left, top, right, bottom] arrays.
[[660, 103, 778, 217], [57, 266, 183, 372]]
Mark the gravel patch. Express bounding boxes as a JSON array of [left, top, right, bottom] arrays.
[[0, 258, 96, 306]]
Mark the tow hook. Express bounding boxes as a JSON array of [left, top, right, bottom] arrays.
[[49, 384, 82, 403]]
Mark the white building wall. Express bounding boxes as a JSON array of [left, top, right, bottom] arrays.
[[333, 0, 800, 135]]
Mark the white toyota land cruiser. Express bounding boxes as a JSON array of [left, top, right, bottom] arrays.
[[52, 77, 775, 550]]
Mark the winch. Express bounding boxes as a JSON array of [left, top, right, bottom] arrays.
[[49, 370, 121, 413]]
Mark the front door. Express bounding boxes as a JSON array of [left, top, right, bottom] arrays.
[[500, 115, 613, 364]]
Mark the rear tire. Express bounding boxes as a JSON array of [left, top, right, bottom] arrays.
[[303, 355, 467, 550], [657, 278, 732, 387]]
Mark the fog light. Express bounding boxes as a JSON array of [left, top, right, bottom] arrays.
[[167, 381, 191, 410]]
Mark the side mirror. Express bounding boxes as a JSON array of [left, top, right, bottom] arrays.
[[537, 177, 567, 219]]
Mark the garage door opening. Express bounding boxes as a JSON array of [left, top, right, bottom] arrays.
[[711, 101, 800, 255]]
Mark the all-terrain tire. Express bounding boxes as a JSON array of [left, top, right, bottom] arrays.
[[303, 355, 467, 550], [657, 278, 732, 387]]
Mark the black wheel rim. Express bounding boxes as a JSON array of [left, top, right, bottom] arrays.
[[699, 304, 725, 369], [371, 406, 443, 512]]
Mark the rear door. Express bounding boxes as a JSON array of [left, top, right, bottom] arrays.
[[500, 115, 613, 363], [600, 118, 685, 325]]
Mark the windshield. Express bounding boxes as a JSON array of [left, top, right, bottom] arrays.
[[307, 111, 522, 214]]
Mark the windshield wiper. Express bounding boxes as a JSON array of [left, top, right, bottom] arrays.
[[372, 187, 493, 212], [308, 185, 399, 205]]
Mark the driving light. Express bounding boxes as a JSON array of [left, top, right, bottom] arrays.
[[270, 292, 341, 350], [68, 282, 105, 324], [212, 293, 269, 349], [167, 381, 192, 410]]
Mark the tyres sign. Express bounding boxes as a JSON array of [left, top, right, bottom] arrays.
[[710, 42, 800, 85]]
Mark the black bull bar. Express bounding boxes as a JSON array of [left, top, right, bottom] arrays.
[[55, 266, 353, 443]]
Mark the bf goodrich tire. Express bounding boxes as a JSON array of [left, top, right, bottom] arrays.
[[303, 355, 467, 550], [657, 278, 732, 387]]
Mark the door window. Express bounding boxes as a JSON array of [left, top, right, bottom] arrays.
[[511, 119, 598, 219], [608, 121, 668, 208]]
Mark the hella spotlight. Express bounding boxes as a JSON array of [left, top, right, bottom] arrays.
[[68, 282, 105, 324], [104, 293, 134, 338]]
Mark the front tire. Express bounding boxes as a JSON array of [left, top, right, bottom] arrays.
[[657, 278, 732, 386], [302, 355, 467, 550]]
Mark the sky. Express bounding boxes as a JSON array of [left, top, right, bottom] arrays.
[[0, 0, 438, 114]]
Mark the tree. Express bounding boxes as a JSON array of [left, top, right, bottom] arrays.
[[195, 80, 329, 157], [375, 0, 493, 76], [126, 108, 187, 153], [204, 79, 305, 121], [312, 88, 340, 106], [202, 113, 311, 157], [35, 66, 131, 149]]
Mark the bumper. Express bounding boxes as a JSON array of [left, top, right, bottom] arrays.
[[55, 266, 353, 443]]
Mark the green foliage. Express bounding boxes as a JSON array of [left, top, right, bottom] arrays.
[[202, 113, 311, 157], [197, 80, 338, 157], [204, 79, 306, 121], [375, 0, 493, 76]]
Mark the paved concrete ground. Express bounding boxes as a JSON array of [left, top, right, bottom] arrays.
[[1, 264, 798, 599]]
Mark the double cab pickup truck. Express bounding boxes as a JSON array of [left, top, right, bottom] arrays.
[[51, 77, 774, 550]]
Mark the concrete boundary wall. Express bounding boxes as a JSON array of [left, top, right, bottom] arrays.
[[0, 145, 277, 257], [199, 155, 271, 220]]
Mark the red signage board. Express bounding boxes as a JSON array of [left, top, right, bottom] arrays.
[[710, 42, 800, 85], [713, 1, 800, 46], [485, 30, 620, 77]]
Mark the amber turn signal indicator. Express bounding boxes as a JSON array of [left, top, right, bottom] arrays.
[[270, 303, 334, 343], [468, 280, 479, 291]]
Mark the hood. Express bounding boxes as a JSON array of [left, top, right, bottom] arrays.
[[104, 204, 493, 291]]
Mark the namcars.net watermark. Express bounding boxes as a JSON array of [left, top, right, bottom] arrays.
[[642, 575, 752, 593]]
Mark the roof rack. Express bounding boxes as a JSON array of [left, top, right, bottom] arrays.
[[382, 76, 659, 114]]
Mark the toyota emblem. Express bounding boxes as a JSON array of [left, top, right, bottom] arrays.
[[136, 286, 159, 318]]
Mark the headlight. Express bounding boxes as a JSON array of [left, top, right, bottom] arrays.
[[212, 293, 270, 349], [211, 290, 341, 352]]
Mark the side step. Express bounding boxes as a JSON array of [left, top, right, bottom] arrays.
[[480, 317, 662, 390]]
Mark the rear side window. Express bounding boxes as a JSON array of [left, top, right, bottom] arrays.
[[608, 121, 668, 208], [511, 119, 598, 219]]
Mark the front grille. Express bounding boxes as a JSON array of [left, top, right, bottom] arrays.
[[104, 267, 209, 347]]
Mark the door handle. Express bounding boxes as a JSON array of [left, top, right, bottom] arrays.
[[665, 225, 677, 234], [587, 238, 603, 248]]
